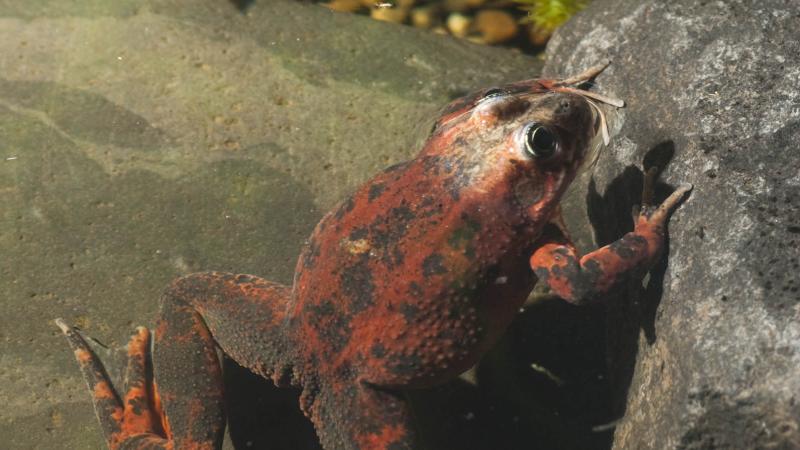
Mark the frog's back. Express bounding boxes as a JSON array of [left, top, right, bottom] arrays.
[[289, 154, 537, 385]]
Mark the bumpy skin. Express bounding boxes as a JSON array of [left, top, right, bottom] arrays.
[[58, 75, 690, 450]]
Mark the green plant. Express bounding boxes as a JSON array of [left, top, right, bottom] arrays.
[[516, 0, 590, 45]]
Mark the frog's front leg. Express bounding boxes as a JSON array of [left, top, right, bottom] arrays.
[[530, 169, 692, 304], [57, 272, 295, 450]]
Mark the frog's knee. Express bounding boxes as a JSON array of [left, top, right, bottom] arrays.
[[161, 272, 232, 305]]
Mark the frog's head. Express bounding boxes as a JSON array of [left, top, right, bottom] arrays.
[[424, 62, 623, 225]]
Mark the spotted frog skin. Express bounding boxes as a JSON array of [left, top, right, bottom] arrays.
[[57, 64, 690, 450]]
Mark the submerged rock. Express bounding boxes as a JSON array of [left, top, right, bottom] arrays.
[[546, 1, 800, 448]]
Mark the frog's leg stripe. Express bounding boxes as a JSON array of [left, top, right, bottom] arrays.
[[56, 319, 172, 449], [310, 380, 419, 450], [530, 183, 691, 304]]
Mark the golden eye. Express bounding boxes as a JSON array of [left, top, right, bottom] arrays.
[[524, 123, 557, 158]]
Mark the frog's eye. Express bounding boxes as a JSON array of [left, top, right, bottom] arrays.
[[523, 123, 558, 158], [480, 88, 507, 101]]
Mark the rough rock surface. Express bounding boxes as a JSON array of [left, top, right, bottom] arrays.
[[0, 1, 544, 448], [545, 1, 800, 449]]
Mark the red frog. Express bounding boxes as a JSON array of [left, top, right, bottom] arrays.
[[57, 62, 690, 450]]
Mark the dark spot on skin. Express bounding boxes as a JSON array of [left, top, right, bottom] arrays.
[[340, 255, 375, 313], [127, 395, 147, 416], [371, 343, 387, 358], [545, 255, 603, 303], [388, 353, 423, 377], [302, 240, 321, 269], [306, 299, 352, 353], [422, 254, 447, 277], [610, 234, 648, 260], [383, 160, 411, 174], [448, 215, 482, 254], [441, 153, 472, 201], [409, 282, 423, 297], [370, 206, 416, 250], [400, 303, 419, 321], [334, 361, 356, 382], [422, 155, 443, 176], [334, 196, 356, 221], [384, 247, 405, 269], [368, 183, 387, 202], [568, 259, 605, 301], [349, 227, 369, 241]]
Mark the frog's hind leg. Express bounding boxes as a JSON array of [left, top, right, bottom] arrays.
[[56, 319, 170, 449], [309, 380, 419, 450], [154, 271, 296, 448], [58, 271, 295, 450]]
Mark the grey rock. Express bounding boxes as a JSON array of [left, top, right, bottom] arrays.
[[0, 0, 543, 449], [545, 1, 800, 449]]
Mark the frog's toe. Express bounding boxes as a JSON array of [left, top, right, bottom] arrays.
[[119, 326, 166, 440], [646, 182, 693, 224], [56, 319, 170, 449], [56, 318, 125, 440]]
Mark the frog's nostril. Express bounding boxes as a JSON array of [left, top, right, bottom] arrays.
[[558, 99, 572, 114]]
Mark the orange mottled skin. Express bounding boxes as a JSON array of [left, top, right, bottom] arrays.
[[57, 71, 689, 450]]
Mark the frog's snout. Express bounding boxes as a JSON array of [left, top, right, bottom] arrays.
[[554, 96, 579, 117], [544, 93, 593, 132]]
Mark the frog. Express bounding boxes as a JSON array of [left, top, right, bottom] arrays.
[[56, 62, 691, 450]]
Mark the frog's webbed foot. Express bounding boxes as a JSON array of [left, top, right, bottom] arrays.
[[56, 319, 170, 449], [530, 168, 692, 304]]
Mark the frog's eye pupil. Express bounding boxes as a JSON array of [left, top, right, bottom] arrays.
[[524, 123, 557, 158]]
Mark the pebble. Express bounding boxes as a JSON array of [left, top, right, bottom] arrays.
[[446, 12, 472, 38], [410, 4, 440, 29], [360, 0, 415, 8], [473, 9, 518, 44], [371, 5, 410, 23], [527, 23, 550, 46], [327, 0, 542, 52]]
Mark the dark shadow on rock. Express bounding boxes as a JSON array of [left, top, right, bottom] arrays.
[[586, 140, 683, 419], [0, 78, 170, 150], [408, 297, 614, 450]]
